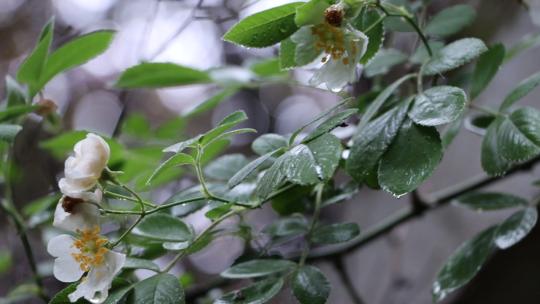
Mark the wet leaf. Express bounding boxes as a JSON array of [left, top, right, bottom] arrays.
[[364, 48, 407, 77], [494, 207, 537, 249], [252, 133, 288, 155], [132, 213, 193, 242], [470, 43, 505, 99], [378, 119, 442, 197], [424, 38, 487, 76], [131, 274, 184, 304], [221, 259, 296, 279], [311, 222, 360, 244], [455, 192, 528, 211], [499, 71, 540, 111], [292, 265, 330, 304], [216, 277, 284, 304], [115, 62, 211, 88], [346, 99, 410, 182], [223, 2, 303, 48], [205, 154, 249, 181], [409, 86, 467, 126], [432, 226, 497, 302], [425, 4, 476, 37]]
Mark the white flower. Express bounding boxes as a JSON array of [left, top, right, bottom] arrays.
[[47, 227, 125, 303], [53, 191, 101, 231], [291, 19, 368, 92], [59, 133, 110, 198]]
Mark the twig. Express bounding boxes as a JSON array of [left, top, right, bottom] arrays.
[[333, 257, 366, 304], [307, 155, 540, 261]]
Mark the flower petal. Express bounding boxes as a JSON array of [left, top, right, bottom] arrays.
[[53, 200, 100, 231], [47, 234, 77, 257], [53, 256, 85, 283], [47, 234, 84, 283], [68, 251, 126, 303]]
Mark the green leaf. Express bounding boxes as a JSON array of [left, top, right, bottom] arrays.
[[441, 113, 464, 148], [497, 107, 540, 162], [163, 136, 200, 154], [103, 284, 134, 304], [425, 4, 476, 37], [221, 259, 296, 279], [287, 133, 342, 184], [378, 119, 442, 197], [183, 88, 238, 117], [494, 207, 537, 249], [205, 154, 249, 181], [279, 38, 297, 70], [49, 283, 87, 304], [292, 265, 330, 304], [424, 38, 488, 76], [121, 113, 152, 139], [200, 110, 248, 146], [499, 71, 540, 111], [346, 99, 410, 182], [115, 62, 211, 88], [481, 117, 512, 176], [124, 257, 160, 272], [0, 105, 39, 124], [250, 58, 285, 77], [165, 186, 206, 217], [264, 215, 308, 238], [504, 33, 540, 63], [0, 124, 22, 142], [5, 76, 27, 106], [229, 150, 277, 188], [131, 273, 184, 304], [470, 44, 505, 99], [353, 9, 385, 65], [409, 86, 467, 126], [17, 18, 54, 97], [270, 185, 310, 215], [40, 30, 115, 87], [252, 133, 288, 155], [216, 277, 284, 304], [256, 155, 287, 199], [303, 109, 357, 143], [294, 0, 329, 27], [0, 250, 12, 274], [364, 48, 407, 77], [356, 74, 415, 132], [132, 213, 192, 242], [223, 2, 303, 48], [432, 226, 497, 302], [311, 222, 360, 244], [455, 192, 529, 211], [410, 41, 444, 65], [205, 203, 232, 220], [146, 153, 194, 185]]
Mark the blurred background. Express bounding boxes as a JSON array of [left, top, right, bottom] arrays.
[[1, 0, 540, 303]]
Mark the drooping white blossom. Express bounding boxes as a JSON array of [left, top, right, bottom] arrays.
[[291, 5, 368, 91], [48, 228, 125, 303]]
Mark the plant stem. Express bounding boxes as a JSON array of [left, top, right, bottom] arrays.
[[299, 184, 324, 267], [161, 210, 237, 272], [104, 190, 155, 208], [1, 150, 49, 302], [376, 4, 433, 57], [333, 257, 366, 304]]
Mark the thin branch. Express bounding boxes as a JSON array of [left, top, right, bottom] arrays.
[[333, 257, 366, 304], [307, 155, 540, 261]]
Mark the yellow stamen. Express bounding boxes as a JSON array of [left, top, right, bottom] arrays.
[[310, 23, 349, 62], [71, 226, 109, 272]]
